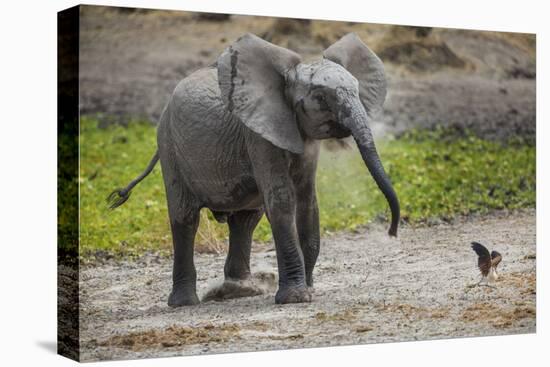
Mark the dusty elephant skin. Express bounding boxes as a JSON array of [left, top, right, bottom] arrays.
[[79, 210, 535, 361], [108, 33, 400, 306]]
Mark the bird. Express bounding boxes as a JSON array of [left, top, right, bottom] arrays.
[[471, 241, 502, 285]]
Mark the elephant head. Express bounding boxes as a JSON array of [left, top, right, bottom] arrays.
[[217, 33, 400, 236]]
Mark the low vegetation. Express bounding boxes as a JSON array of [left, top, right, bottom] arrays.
[[77, 118, 535, 259]]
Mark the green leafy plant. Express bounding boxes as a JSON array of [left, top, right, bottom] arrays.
[[79, 118, 535, 260]]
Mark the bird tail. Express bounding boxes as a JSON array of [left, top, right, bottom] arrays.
[[471, 241, 489, 257]]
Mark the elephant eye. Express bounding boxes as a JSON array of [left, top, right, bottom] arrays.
[[313, 93, 330, 112]]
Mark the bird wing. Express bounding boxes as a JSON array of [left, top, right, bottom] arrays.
[[491, 251, 502, 269], [471, 241, 491, 276]]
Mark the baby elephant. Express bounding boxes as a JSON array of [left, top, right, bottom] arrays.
[[108, 33, 400, 306]]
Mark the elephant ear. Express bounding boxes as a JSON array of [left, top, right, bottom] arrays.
[[217, 33, 304, 154], [323, 33, 387, 118]]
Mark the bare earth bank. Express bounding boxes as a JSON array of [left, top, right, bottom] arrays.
[[79, 210, 536, 361], [78, 8, 535, 143]]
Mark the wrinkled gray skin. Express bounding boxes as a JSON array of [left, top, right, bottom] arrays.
[[108, 33, 400, 306]]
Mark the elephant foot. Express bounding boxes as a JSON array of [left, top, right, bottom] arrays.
[[167, 287, 200, 307], [275, 285, 312, 304], [202, 271, 278, 302]]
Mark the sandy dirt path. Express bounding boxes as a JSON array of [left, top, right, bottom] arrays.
[[79, 210, 535, 361]]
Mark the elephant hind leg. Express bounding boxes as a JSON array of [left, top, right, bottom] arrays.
[[158, 143, 203, 306], [202, 209, 277, 302], [162, 174, 202, 306], [224, 209, 263, 280], [167, 209, 201, 307]]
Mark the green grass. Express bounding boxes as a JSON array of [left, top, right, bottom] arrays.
[[58, 130, 79, 257], [79, 118, 535, 259]]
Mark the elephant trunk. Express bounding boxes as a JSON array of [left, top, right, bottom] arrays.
[[337, 89, 400, 236]]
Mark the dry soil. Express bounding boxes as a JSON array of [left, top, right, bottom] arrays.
[[79, 209, 536, 362]]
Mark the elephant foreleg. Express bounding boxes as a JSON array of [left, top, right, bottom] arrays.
[[248, 139, 311, 304], [267, 193, 311, 304], [291, 140, 321, 288], [296, 190, 320, 287]]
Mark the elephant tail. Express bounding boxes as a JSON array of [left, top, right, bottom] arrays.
[[107, 150, 160, 210]]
